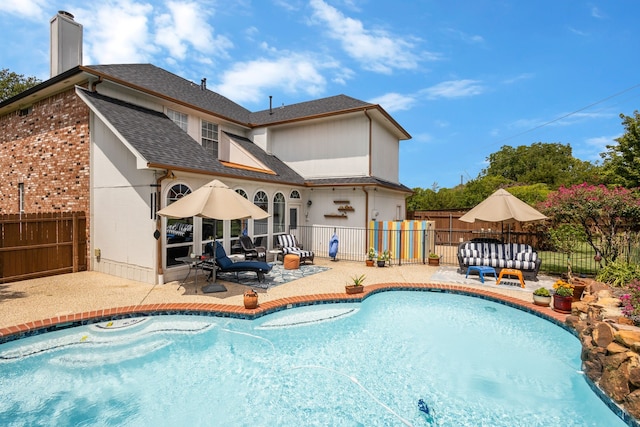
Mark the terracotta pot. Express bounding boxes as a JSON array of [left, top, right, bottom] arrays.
[[345, 285, 364, 294], [533, 294, 552, 307], [366, 260, 375, 267], [553, 294, 573, 313], [243, 290, 258, 309], [572, 284, 586, 302], [428, 258, 440, 266]]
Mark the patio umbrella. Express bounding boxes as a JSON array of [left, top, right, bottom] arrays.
[[459, 189, 547, 239], [157, 179, 270, 220]]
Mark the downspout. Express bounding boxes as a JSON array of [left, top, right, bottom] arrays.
[[155, 170, 172, 284], [362, 186, 369, 254], [364, 108, 373, 175]]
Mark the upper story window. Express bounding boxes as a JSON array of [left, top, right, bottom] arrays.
[[167, 109, 188, 132], [201, 120, 219, 158]]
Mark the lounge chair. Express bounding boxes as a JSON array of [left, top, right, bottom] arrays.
[[276, 234, 314, 264], [203, 242, 272, 282], [238, 235, 267, 262]]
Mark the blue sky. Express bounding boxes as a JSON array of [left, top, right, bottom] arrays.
[[2, 1, 639, 189]]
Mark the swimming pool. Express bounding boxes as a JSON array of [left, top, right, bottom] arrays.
[[0, 291, 629, 426]]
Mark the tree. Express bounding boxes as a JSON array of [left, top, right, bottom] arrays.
[[0, 68, 41, 102], [482, 142, 601, 188], [541, 183, 640, 263], [600, 111, 640, 188]]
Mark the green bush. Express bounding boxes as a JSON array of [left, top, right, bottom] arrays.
[[596, 260, 640, 287]]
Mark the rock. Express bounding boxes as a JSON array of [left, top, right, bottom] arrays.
[[615, 330, 640, 347], [598, 297, 622, 308], [630, 366, 640, 388], [625, 389, 640, 420], [573, 301, 589, 314], [593, 322, 615, 347], [592, 282, 612, 294], [600, 355, 635, 402], [608, 342, 631, 354]]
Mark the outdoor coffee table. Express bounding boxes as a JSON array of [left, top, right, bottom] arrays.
[[497, 268, 525, 288], [465, 266, 497, 283]]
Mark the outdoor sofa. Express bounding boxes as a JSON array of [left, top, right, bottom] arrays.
[[457, 239, 542, 281]]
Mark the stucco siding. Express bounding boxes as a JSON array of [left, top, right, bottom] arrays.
[[270, 114, 370, 178], [370, 119, 399, 183]]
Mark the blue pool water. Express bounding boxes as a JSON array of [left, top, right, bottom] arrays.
[[0, 292, 629, 426]]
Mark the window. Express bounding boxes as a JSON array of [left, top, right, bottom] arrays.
[[230, 189, 248, 253], [165, 184, 193, 267], [201, 120, 219, 158], [253, 191, 269, 236], [18, 183, 24, 213], [167, 109, 188, 132], [289, 190, 301, 199], [273, 192, 285, 234]]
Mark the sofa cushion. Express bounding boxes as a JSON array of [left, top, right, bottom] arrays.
[[515, 251, 537, 262]]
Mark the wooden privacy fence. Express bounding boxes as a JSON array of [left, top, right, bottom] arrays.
[[0, 212, 87, 283]]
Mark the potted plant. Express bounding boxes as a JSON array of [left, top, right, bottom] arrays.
[[377, 250, 390, 267], [345, 274, 365, 294], [552, 279, 574, 313], [243, 289, 259, 309], [366, 248, 376, 267], [532, 287, 552, 307], [428, 253, 440, 266]]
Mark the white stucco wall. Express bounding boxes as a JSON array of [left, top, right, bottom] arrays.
[[370, 119, 400, 183], [90, 114, 158, 283], [267, 114, 370, 179]]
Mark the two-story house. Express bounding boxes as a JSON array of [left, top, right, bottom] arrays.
[[0, 11, 412, 285]]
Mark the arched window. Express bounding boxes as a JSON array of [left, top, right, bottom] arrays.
[[290, 190, 301, 199], [165, 184, 193, 266], [273, 192, 285, 233], [230, 189, 249, 254], [253, 191, 269, 236]]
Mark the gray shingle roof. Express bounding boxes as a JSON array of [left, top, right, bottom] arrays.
[[84, 64, 253, 125], [305, 177, 412, 193], [77, 89, 305, 184], [248, 94, 371, 125]]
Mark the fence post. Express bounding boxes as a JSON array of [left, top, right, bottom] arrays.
[[72, 212, 79, 272]]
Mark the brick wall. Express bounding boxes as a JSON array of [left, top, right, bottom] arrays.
[[0, 88, 90, 214]]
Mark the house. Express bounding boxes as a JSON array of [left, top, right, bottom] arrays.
[[0, 11, 412, 285]]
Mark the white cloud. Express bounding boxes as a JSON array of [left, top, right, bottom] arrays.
[[421, 80, 484, 100], [368, 92, 416, 112], [308, 0, 425, 74], [154, 1, 232, 60], [213, 53, 329, 104], [591, 6, 606, 19], [0, 0, 47, 20], [444, 28, 485, 44], [79, 0, 157, 64], [503, 73, 534, 85]]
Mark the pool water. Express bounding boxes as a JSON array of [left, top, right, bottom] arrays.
[[0, 292, 628, 426]]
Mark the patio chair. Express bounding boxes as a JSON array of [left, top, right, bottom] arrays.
[[238, 235, 267, 262], [203, 242, 272, 282], [276, 234, 314, 264]]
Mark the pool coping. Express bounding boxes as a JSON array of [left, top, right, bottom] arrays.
[[1, 280, 639, 427], [0, 282, 571, 342]]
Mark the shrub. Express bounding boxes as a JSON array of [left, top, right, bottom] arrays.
[[620, 280, 640, 320], [596, 260, 640, 287]]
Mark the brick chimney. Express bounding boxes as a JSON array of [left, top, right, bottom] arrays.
[[50, 11, 83, 77]]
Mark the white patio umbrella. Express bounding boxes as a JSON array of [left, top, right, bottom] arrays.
[[157, 179, 270, 220], [459, 188, 547, 240]]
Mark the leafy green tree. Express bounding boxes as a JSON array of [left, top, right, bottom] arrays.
[[541, 183, 640, 263], [0, 68, 41, 102], [600, 111, 640, 188], [460, 175, 513, 207], [482, 142, 601, 188]]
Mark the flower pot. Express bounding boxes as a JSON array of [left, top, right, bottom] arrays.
[[532, 294, 551, 307], [345, 285, 364, 294], [553, 294, 573, 314], [365, 260, 375, 267], [243, 290, 258, 309], [377, 260, 386, 267], [572, 284, 586, 302], [428, 258, 439, 266]]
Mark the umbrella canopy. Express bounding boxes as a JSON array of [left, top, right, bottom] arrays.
[[157, 179, 270, 220], [459, 189, 547, 224]]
